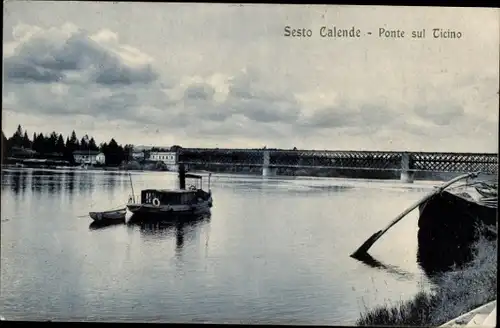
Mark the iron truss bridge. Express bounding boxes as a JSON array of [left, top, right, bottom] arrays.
[[177, 148, 498, 175]]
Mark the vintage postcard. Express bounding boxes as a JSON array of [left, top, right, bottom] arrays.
[[1, 2, 498, 326]]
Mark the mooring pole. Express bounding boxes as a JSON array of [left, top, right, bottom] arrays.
[[178, 163, 186, 190]]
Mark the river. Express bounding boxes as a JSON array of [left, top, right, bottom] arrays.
[[1, 168, 437, 324]]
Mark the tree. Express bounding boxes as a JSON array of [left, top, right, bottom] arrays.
[[22, 131, 31, 149], [99, 142, 108, 153], [65, 131, 80, 164], [102, 138, 125, 166], [80, 136, 89, 151], [11, 124, 23, 147], [123, 144, 134, 162], [170, 145, 182, 152], [1, 131, 9, 162], [69, 131, 79, 148], [56, 134, 65, 155], [88, 137, 98, 151], [2, 124, 131, 167], [32, 133, 45, 154], [46, 132, 58, 154]]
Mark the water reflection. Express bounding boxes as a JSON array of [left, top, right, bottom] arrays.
[[352, 252, 416, 281], [89, 219, 126, 231], [1, 169, 101, 196], [78, 173, 95, 194], [225, 176, 353, 195], [135, 214, 211, 251], [5, 170, 28, 194], [103, 174, 114, 190], [46, 173, 57, 194], [2, 169, 436, 323], [66, 170, 75, 194], [31, 173, 43, 192]]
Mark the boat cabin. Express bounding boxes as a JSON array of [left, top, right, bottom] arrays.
[[184, 173, 210, 190], [134, 172, 212, 207], [141, 189, 199, 206]]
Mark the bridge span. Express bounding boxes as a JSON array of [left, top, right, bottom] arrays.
[[177, 148, 498, 183]]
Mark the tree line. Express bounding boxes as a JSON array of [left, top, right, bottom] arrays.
[[1, 124, 134, 166]]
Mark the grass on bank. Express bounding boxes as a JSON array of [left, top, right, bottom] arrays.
[[356, 224, 497, 326]]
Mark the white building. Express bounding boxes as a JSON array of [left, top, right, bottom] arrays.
[[132, 151, 145, 161], [149, 151, 178, 171], [73, 150, 106, 165]]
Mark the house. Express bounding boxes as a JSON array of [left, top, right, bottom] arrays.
[[131, 151, 145, 161], [149, 151, 178, 171], [10, 146, 38, 158], [73, 150, 106, 165]]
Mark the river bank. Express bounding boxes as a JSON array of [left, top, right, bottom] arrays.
[[3, 159, 461, 181], [1, 161, 175, 172], [177, 163, 458, 181], [356, 223, 497, 326]]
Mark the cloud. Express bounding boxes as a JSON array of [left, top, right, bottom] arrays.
[[2, 4, 499, 152], [3, 23, 158, 86], [414, 104, 464, 126], [184, 83, 216, 101]]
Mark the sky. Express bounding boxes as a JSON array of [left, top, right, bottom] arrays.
[[2, 2, 499, 152]]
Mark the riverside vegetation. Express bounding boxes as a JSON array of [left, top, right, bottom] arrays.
[[2, 125, 134, 166], [356, 223, 497, 326]]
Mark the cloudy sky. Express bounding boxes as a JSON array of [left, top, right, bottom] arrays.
[[2, 2, 498, 152]]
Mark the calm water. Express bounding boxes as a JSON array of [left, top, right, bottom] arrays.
[[1, 168, 437, 324]]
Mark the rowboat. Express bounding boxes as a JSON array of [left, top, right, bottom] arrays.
[[89, 208, 127, 222]]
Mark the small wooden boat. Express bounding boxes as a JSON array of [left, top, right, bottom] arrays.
[[89, 208, 127, 222]]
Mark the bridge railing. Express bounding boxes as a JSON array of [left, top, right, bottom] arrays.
[[176, 149, 498, 174]]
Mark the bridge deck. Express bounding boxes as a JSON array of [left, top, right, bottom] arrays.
[[176, 148, 498, 174]]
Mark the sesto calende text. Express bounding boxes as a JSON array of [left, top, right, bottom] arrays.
[[283, 26, 463, 39]]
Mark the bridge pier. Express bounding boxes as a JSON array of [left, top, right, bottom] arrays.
[[400, 152, 414, 183], [262, 150, 277, 177]]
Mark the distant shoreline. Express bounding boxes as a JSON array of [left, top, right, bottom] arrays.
[[1, 162, 463, 182]]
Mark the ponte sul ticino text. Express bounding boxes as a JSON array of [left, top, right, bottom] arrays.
[[283, 26, 463, 39]]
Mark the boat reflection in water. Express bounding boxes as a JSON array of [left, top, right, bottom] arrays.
[[132, 213, 211, 250], [353, 252, 416, 282], [134, 213, 211, 232], [89, 219, 126, 231]]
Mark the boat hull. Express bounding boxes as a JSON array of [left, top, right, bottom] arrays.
[[417, 190, 497, 275], [126, 201, 211, 222], [89, 209, 127, 222]]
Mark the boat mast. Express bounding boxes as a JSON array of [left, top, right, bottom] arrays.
[[179, 163, 186, 190], [128, 172, 136, 203]]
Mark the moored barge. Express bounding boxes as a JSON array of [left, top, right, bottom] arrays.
[[126, 171, 213, 222]]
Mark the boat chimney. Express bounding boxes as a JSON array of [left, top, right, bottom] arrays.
[[178, 163, 186, 190]]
